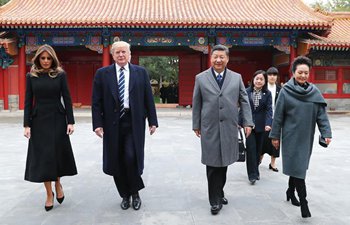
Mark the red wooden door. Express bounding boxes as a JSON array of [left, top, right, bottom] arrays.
[[178, 52, 202, 106]]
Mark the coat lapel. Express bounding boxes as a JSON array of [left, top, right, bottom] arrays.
[[205, 69, 220, 92], [106, 64, 119, 103], [220, 70, 231, 93], [129, 63, 136, 93]]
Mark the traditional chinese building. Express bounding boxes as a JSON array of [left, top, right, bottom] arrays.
[[0, 0, 349, 110]]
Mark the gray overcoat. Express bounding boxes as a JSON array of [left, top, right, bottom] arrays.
[[192, 68, 253, 167], [269, 78, 332, 179]]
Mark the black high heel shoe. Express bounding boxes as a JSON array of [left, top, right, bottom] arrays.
[[45, 192, 54, 211], [56, 184, 65, 204], [269, 164, 279, 172], [286, 188, 300, 206]]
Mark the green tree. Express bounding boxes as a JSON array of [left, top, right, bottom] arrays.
[[139, 56, 179, 86], [0, 0, 11, 6], [311, 0, 350, 12]]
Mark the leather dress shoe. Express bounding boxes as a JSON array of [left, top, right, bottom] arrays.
[[221, 197, 228, 205], [210, 204, 222, 215], [120, 197, 130, 210], [249, 179, 256, 185], [132, 194, 142, 210]]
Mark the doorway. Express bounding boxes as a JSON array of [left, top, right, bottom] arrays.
[[139, 56, 179, 104]]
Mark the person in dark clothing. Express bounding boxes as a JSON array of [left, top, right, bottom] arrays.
[[244, 70, 272, 185], [23, 44, 77, 211], [92, 41, 158, 211], [260, 67, 281, 172]]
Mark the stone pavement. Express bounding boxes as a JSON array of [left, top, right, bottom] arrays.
[[0, 110, 349, 225]]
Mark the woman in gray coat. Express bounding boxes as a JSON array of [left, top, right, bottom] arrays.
[[270, 56, 332, 218]]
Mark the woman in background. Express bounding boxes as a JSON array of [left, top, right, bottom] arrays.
[[244, 70, 272, 185]]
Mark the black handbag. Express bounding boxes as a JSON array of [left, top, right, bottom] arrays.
[[238, 129, 246, 162]]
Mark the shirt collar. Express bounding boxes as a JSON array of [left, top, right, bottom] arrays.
[[115, 63, 129, 72]]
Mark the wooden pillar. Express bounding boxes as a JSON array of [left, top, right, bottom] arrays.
[[207, 45, 211, 68], [0, 68, 4, 109], [289, 46, 297, 78], [102, 45, 110, 67], [3, 69, 9, 110], [18, 46, 26, 109]]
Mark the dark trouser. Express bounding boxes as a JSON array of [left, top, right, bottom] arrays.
[[206, 166, 227, 206], [246, 130, 264, 180], [113, 111, 144, 198]]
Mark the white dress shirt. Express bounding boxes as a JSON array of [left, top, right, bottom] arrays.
[[268, 83, 276, 117], [115, 63, 130, 109]]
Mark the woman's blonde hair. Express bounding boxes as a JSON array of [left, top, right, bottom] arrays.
[[30, 44, 63, 78]]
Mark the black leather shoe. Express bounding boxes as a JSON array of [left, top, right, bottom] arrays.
[[210, 204, 222, 215], [249, 179, 256, 185], [120, 197, 130, 210], [56, 184, 65, 204], [45, 192, 54, 211], [269, 164, 279, 172], [221, 197, 228, 205], [132, 194, 142, 210]]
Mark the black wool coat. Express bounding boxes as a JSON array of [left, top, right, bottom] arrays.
[[91, 63, 158, 176], [23, 72, 77, 182]]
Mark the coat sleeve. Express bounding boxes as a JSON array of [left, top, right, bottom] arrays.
[[192, 75, 202, 130], [316, 105, 332, 138], [91, 69, 104, 130], [265, 91, 273, 127], [144, 69, 158, 127], [239, 78, 254, 127], [60, 72, 75, 124], [23, 74, 33, 127], [269, 90, 285, 139]]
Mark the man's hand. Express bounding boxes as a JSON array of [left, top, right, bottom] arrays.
[[149, 126, 157, 135], [271, 139, 280, 149], [244, 126, 252, 137], [265, 126, 271, 131], [94, 127, 104, 138], [194, 129, 201, 137]]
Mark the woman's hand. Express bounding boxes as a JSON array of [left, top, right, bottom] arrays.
[[67, 124, 74, 135], [325, 138, 332, 145], [271, 139, 280, 149], [24, 127, 31, 138], [265, 126, 271, 131]]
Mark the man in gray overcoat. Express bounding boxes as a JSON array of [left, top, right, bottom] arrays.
[[192, 44, 254, 215]]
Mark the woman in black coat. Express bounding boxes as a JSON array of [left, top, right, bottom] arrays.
[[244, 70, 272, 184], [23, 44, 77, 211], [260, 67, 281, 172]]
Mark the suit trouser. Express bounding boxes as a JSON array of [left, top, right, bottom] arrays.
[[246, 130, 264, 180], [206, 166, 227, 206], [113, 112, 144, 198]]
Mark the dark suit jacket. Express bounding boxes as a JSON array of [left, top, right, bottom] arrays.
[[246, 87, 273, 133], [91, 63, 158, 176]]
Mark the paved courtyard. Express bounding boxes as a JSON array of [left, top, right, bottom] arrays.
[[0, 110, 349, 225]]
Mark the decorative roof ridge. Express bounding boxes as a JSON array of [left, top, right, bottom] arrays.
[[329, 12, 350, 19], [295, 0, 333, 22]]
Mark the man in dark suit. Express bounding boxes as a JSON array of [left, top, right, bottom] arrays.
[[92, 41, 158, 210]]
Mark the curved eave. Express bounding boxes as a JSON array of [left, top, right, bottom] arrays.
[[309, 43, 350, 51], [0, 21, 332, 30]]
